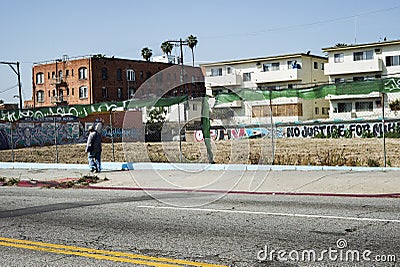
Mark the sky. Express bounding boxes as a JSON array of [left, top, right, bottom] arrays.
[[1, 0, 399, 104]]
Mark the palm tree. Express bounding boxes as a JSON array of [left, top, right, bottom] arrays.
[[141, 47, 152, 61], [160, 41, 173, 56], [186, 35, 198, 67]]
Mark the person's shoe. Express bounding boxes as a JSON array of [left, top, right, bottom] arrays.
[[90, 168, 96, 173]]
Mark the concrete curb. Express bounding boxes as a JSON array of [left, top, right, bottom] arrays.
[[86, 185, 400, 198], [1, 162, 400, 172]]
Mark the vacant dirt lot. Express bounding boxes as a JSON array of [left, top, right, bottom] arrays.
[[0, 138, 398, 167]]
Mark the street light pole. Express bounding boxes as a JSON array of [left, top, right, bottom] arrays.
[[16, 62, 22, 110], [166, 39, 189, 163]]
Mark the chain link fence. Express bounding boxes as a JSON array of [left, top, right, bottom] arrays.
[[1, 90, 400, 167]]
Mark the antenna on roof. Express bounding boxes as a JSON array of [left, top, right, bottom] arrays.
[[354, 16, 357, 44]]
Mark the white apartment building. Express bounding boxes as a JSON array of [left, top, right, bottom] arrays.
[[323, 39, 400, 120], [201, 53, 329, 124]]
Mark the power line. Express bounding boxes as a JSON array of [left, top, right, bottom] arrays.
[[202, 5, 400, 40], [0, 84, 19, 94]]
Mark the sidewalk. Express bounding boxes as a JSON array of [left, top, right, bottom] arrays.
[[1, 162, 400, 197]]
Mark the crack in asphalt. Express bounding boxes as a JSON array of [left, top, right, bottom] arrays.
[[0, 193, 198, 218]]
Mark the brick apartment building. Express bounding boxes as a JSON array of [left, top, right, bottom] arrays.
[[25, 55, 205, 108]]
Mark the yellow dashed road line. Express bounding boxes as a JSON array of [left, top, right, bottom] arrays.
[[0, 237, 227, 267]]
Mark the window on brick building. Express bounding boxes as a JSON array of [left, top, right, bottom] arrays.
[[117, 88, 123, 99], [128, 88, 135, 98], [102, 87, 109, 98], [36, 73, 44, 84], [79, 86, 88, 99], [37, 90, 44, 103], [102, 68, 108, 80], [117, 69, 122, 81], [127, 69, 135, 81], [79, 67, 87, 79]]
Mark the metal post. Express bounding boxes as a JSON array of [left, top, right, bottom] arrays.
[[269, 89, 275, 165], [54, 117, 59, 163], [16, 62, 23, 110], [10, 122, 14, 162], [178, 102, 182, 163], [178, 38, 184, 163], [382, 93, 387, 167], [110, 108, 115, 162]]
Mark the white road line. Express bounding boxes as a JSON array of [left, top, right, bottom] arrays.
[[137, 205, 400, 224]]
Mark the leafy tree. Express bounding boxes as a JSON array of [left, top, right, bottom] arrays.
[[145, 107, 167, 142], [141, 47, 153, 61], [334, 43, 348, 48], [389, 99, 400, 111], [0, 99, 4, 104], [161, 41, 173, 56], [92, 54, 106, 59], [147, 107, 166, 125], [186, 35, 198, 67]]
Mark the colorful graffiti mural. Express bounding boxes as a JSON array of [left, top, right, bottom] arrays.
[[0, 110, 144, 149], [194, 127, 283, 142], [0, 120, 85, 149], [192, 120, 400, 141]]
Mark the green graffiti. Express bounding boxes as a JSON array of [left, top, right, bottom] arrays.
[[0, 102, 125, 122], [215, 78, 400, 104], [0, 96, 188, 122]]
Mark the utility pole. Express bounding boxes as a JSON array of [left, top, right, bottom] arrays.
[[166, 38, 189, 162], [0, 61, 23, 109]]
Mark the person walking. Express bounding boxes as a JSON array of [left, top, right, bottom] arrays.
[[85, 125, 102, 173]]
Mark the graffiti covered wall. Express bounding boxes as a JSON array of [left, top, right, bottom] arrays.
[[191, 127, 283, 142], [0, 111, 143, 149], [284, 120, 400, 138], [190, 119, 400, 142]]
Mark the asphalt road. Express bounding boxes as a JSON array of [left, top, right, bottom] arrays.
[[0, 187, 399, 266]]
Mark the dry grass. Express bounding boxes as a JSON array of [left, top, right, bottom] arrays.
[[0, 138, 399, 167]]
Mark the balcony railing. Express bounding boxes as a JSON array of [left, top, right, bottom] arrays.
[[324, 59, 383, 76], [205, 74, 242, 87], [51, 77, 68, 85], [253, 69, 300, 84], [50, 95, 69, 103]]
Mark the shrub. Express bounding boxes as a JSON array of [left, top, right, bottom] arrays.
[[367, 158, 380, 167], [314, 132, 326, 138], [362, 131, 374, 138]]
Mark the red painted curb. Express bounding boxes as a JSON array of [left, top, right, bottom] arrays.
[[14, 180, 400, 198], [86, 185, 400, 198]]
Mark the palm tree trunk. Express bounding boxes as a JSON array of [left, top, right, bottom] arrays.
[[191, 48, 195, 67]]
